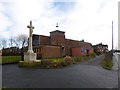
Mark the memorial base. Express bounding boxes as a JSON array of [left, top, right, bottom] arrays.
[[24, 52, 36, 61]]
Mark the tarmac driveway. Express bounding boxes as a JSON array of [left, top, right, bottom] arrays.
[[2, 55, 118, 88]]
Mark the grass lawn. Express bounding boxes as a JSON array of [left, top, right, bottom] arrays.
[[0, 56, 21, 64]]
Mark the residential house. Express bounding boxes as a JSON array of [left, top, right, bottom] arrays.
[[93, 43, 108, 55]]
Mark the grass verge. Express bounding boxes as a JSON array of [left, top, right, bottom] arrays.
[[1, 56, 21, 64], [100, 51, 113, 70], [101, 60, 113, 70]]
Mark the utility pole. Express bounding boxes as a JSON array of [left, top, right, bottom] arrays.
[[112, 21, 114, 53]]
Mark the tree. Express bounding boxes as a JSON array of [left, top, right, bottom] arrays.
[[16, 34, 28, 48], [9, 36, 14, 47], [2, 39, 7, 48], [13, 38, 19, 48], [15, 34, 28, 61]]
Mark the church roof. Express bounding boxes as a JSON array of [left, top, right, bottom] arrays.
[[50, 30, 65, 34]]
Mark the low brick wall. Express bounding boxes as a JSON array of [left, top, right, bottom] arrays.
[[42, 46, 61, 59]]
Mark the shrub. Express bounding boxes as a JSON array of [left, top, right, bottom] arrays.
[[73, 57, 84, 63], [95, 52, 101, 55], [72, 57, 78, 63], [101, 60, 113, 70], [82, 56, 89, 60], [90, 52, 96, 57], [51, 58, 64, 64], [40, 58, 65, 68], [41, 60, 52, 68], [100, 51, 113, 70], [64, 56, 73, 65], [50, 62, 63, 68]]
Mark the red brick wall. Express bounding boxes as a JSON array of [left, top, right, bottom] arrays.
[[50, 35, 65, 46], [72, 47, 94, 57], [33, 46, 42, 59], [65, 39, 94, 56], [40, 35, 50, 45], [65, 39, 84, 56], [41, 46, 61, 58]]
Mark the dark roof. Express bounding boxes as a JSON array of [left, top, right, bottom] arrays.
[[93, 43, 108, 47], [33, 34, 49, 37], [50, 30, 65, 34]]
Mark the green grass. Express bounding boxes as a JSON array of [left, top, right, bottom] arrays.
[[72, 56, 92, 63], [51, 58, 64, 64], [101, 60, 113, 70], [1, 56, 21, 64], [100, 51, 113, 70]]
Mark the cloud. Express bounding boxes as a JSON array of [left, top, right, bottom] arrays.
[[64, 0, 118, 50], [0, 0, 119, 50]]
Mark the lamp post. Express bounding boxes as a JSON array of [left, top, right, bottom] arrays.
[[112, 21, 114, 53]]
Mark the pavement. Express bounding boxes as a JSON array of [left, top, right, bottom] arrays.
[[2, 55, 118, 88], [118, 54, 120, 90], [112, 53, 119, 70]]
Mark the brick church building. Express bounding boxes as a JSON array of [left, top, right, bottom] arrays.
[[32, 27, 93, 59]]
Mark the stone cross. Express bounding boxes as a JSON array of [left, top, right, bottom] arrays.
[[27, 21, 34, 53]]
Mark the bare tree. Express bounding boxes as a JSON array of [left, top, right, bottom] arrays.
[[2, 39, 7, 48], [9, 36, 14, 47], [16, 34, 28, 48], [13, 37, 19, 48], [15, 34, 28, 61]]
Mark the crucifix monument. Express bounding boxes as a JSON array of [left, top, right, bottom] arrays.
[[27, 21, 34, 53], [24, 21, 36, 61]]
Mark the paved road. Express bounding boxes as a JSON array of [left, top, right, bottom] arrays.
[[80, 54, 105, 66], [2, 55, 118, 88]]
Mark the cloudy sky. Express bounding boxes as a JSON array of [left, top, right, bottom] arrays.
[[0, 0, 119, 50]]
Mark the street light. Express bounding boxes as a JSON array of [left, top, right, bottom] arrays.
[[112, 21, 114, 54]]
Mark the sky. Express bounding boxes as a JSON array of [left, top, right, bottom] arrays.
[[0, 0, 119, 50]]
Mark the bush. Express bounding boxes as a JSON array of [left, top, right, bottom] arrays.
[[50, 62, 63, 68], [90, 52, 96, 57], [51, 58, 64, 64], [101, 51, 113, 70], [101, 60, 113, 70], [95, 52, 101, 55], [41, 60, 52, 68], [64, 56, 73, 65], [40, 58, 65, 68], [73, 57, 84, 63]]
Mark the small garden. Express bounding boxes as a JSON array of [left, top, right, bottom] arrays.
[[18, 52, 97, 68]]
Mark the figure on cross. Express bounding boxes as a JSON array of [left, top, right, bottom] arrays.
[[27, 21, 34, 37], [27, 20, 34, 53]]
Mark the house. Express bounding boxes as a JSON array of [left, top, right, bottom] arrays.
[[2, 47, 20, 56], [93, 43, 108, 55], [32, 29, 94, 59]]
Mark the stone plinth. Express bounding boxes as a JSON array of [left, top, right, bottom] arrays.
[[24, 52, 36, 61]]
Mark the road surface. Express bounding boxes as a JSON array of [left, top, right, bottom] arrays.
[[2, 55, 118, 88]]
